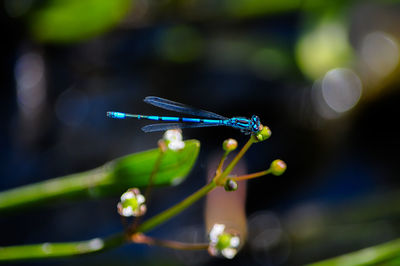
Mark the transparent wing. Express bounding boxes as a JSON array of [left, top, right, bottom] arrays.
[[141, 122, 222, 133], [144, 96, 228, 120]]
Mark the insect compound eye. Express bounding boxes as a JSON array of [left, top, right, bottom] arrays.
[[251, 115, 260, 131], [251, 115, 260, 123]]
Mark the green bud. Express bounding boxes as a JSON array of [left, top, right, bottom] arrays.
[[223, 138, 238, 152], [216, 233, 232, 250], [121, 196, 139, 210], [270, 159, 287, 176], [254, 125, 271, 142], [224, 178, 238, 191]]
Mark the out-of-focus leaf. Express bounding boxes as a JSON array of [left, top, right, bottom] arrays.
[[309, 238, 400, 266], [29, 0, 132, 43], [110, 139, 200, 188], [0, 139, 200, 213], [0, 234, 125, 262]]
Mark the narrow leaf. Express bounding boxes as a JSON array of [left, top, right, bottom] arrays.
[[0, 140, 200, 213]]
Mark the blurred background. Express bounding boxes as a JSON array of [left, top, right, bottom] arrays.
[[1, 0, 400, 265]]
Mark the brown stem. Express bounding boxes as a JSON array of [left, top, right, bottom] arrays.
[[131, 142, 166, 231], [131, 233, 209, 250]]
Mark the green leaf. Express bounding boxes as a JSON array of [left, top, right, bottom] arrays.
[[0, 140, 200, 213], [29, 0, 132, 43], [109, 139, 200, 188], [0, 233, 125, 262], [308, 238, 400, 266]]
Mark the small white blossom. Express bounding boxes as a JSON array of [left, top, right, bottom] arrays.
[[208, 223, 241, 259], [163, 129, 185, 150], [221, 247, 237, 259], [209, 224, 225, 242], [117, 188, 146, 217]]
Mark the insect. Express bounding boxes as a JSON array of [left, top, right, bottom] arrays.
[[107, 96, 262, 134]]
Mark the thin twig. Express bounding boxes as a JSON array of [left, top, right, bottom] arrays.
[[131, 141, 166, 231], [214, 137, 255, 185], [216, 150, 229, 176], [232, 169, 271, 181], [132, 233, 209, 250]]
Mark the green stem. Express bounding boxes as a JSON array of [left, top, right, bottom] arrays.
[[309, 238, 400, 266], [216, 150, 230, 175], [232, 169, 271, 181], [133, 138, 256, 236], [0, 233, 126, 262], [215, 137, 255, 185], [135, 181, 217, 233]]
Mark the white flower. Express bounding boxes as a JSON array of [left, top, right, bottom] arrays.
[[163, 129, 185, 151], [117, 188, 146, 217], [208, 223, 241, 259]]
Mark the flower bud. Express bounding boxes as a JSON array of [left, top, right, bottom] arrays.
[[223, 138, 238, 152], [117, 188, 146, 217], [254, 125, 271, 142], [224, 178, 238, 192], [270, 159, 287, 176]]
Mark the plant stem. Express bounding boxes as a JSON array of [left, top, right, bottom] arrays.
[[131, 233, 208, 250], [232, 169, 271, 181], [135, 138, 256, 234], [216, 150, 229, 175], [214, 137, 255, 185], [0, 137, 256, 260], [132, 144, 166, 230], [134, 181, 217, 233]]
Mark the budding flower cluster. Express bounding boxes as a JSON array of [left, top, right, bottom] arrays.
[[208, 224, 241, 259], [117, 188, 146, 217]]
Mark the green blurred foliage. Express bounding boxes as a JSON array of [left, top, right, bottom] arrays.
[[157, 25, 204, 63], [224, 0, 301, 17], [309, 238, 400, 266], [249, 47, 291, 79], [29, 0, 132, 43], [296, 16, 353, 80]]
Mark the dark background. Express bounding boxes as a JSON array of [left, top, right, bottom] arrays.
[[1, 1, 400, 265]]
